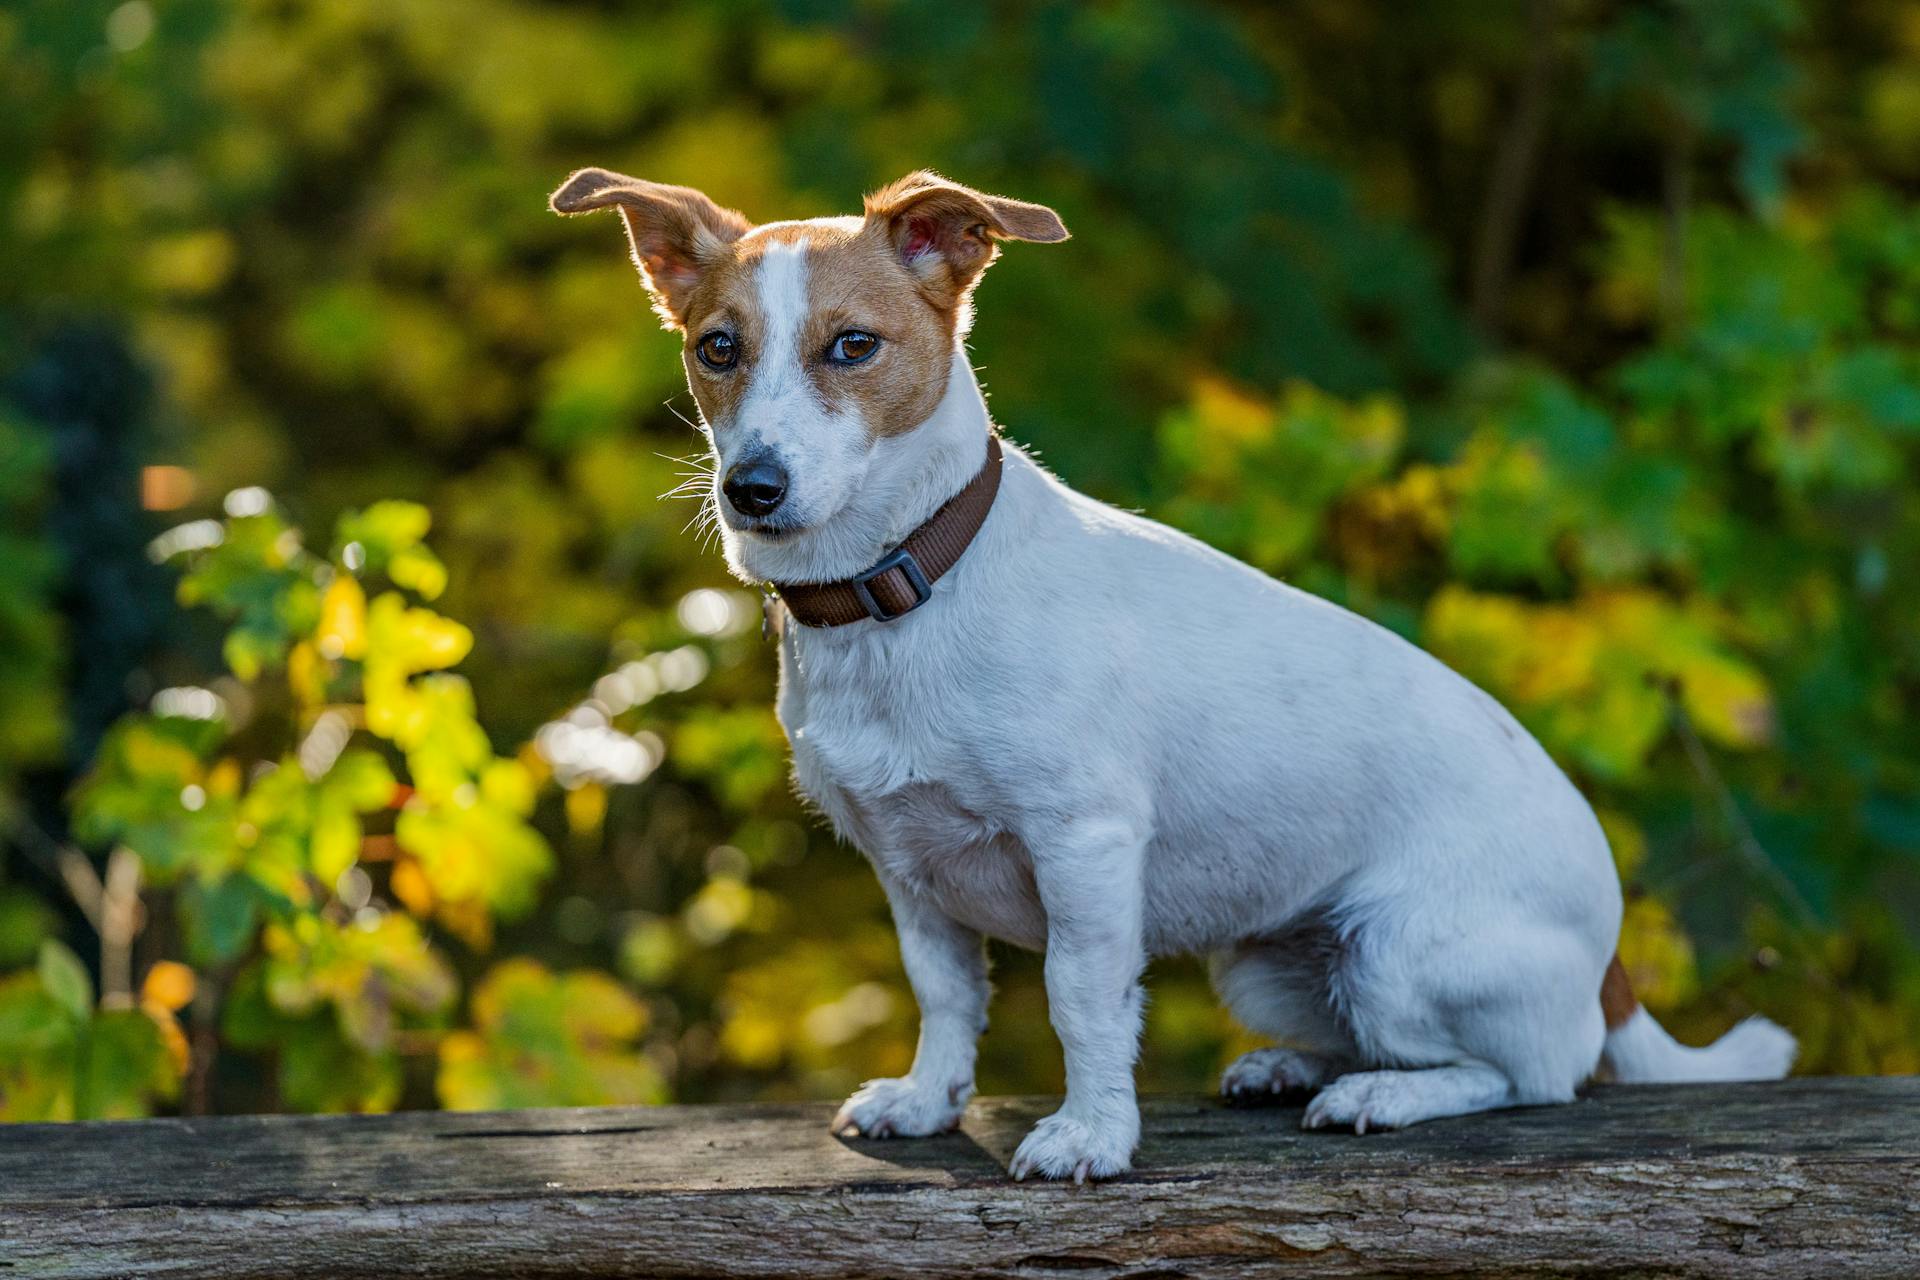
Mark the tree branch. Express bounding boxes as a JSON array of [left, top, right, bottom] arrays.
[[1469, 0, 1562, 335]]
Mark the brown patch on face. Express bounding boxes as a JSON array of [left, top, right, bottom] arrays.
[[675, 245, 764, 430], [673, 221, 959, 441], [800, 224, 956, 438], [666, 173, 1066, 442]]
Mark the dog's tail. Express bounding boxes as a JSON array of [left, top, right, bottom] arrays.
[[1597, 954, 1797, 1083]]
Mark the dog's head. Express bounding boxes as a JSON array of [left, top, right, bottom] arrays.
[[550, 168, 1066, 581]]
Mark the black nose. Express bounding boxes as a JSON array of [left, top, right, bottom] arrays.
[[722, 458, 789, 518]]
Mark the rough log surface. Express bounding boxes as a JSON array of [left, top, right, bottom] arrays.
[[1, 1077, 1916, 1279]]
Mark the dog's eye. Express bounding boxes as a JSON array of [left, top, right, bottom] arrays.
[[826, 331, 880, 365], [695, 331, 738, 371]]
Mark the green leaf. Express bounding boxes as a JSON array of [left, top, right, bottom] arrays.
[[278, 1016, 402, 1113], [37, 940, 93, 1022], [0, 969, 73, 1054], [181, 874, 262, 965], [437, 960, 660, 1110], [309, 802, 361, 887], [0, 971, 76, 1120], [321, 748, 399, 811], [78, 1009, 181, 1120], [334, 501, 447, 597], [218, 963, 277, 1050], [0, 890, 57, 969], [69, 716, 234, 882]]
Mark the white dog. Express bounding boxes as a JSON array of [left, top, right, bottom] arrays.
[[551, 167, 1796, 1182]]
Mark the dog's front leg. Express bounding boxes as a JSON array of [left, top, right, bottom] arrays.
[[831, 873, 988, 1139], [1010, 819, 1147, 1182]]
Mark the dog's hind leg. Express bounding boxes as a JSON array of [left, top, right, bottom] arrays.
[[1218, 1046, 1341, 1101], [1303, 907, 1608, 1132], [1210, 929, 1358, 1104], [1302, 1062, 1515, 1132]]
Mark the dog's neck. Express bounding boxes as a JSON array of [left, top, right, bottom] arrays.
[[719, 350, 993, 588]]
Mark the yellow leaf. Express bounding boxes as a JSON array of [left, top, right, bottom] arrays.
[[142, 1004, 192, 1076], [389, 546, 448, 600], [1425, 585, 1767, 779], [683, 876, 756, 944], [390, 858, 435, 917], [436, 961, 658, 1110], [618, 916, 680, 985], [143, 230, 235, 295], [565, 782, 607, 837], [1190, 375, 1275, 448], [468, 957, 547, 1030], [435, 899, 493, 952], [481, 759, 537, 815], [559, 970, 646, 1042], [310, 804, 361, 887], [439, 1029, 483, 1067], [719, 1006, 785, 1070], [367, 592, 471, 673], [206, 758, 244, 799], [1677, 656, 1775, 749], [287, 641, 327, 707], [1618, 896, 1698, 1012], [317, 574, 368, 661], [141, 961, 197, 1013]]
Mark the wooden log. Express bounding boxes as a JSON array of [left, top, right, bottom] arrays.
[[1, 1077, 1915, 1278]]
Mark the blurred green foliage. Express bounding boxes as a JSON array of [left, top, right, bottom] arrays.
[[3, 0, 1919, 1121]]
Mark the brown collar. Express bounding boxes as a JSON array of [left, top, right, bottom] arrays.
[[771, 435, 1004, 628]]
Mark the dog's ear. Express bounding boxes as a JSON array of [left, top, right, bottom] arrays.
[[550, 168, 751, 329], [864, 171, 1068, 312]]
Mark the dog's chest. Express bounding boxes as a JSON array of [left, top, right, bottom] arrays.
[[777, 629, 1047, 947]]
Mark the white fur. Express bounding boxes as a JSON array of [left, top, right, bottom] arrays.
[[1603, 1008, 1798, 1083], [753, 241, 809, 375], [710, 236, 873, 547], [697, 287, 1794, 1180]]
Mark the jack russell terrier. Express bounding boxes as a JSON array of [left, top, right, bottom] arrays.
[[551, 167, 1795, 1182]]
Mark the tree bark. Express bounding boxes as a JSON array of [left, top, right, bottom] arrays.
[[1, 1078, 1915, 1278], [1469, 0, 1562, 336]]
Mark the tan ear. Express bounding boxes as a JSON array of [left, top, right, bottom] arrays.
[[863, 170, 1068, 311], [550, 168, 751, 328]]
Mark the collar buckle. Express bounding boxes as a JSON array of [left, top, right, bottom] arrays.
[[771, 434, 1001, 628], [851, 546, 933, 622]]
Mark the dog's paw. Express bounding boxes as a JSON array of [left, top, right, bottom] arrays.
[[1219, 1048, 1332, 1105], [1302, 1071, 1413, 1134], [1008, 1109, 1137, 1183], [830, 1076, 968, 1140]]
